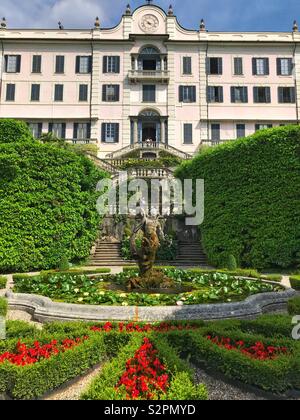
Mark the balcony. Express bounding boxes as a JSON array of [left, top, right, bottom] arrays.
[[128, 70, 170, 84]]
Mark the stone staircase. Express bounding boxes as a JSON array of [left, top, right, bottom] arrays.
[[173, 241, 208, 267], [89, 242, 127, 266]]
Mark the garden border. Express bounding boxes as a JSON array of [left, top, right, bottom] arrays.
[[5, 283, 296, 323]]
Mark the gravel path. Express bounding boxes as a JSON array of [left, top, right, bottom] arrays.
[[42, 365, 103, 400], [194, 366, 299, 401]]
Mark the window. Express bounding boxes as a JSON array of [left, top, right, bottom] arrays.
[[29, 123, 42, 138], [278, 87, 296, 103], [183, 57, 192, 75], [102, 85, 120, 102], [230, 87, 248, 103], [234, 57, 243, 75], [236, 124, 246, 138], [79, 84, 88, 101], [211, 124, 221, 143], [76, 56, 92, 74], [253, 87, 271, 103], [143, 85, 156, 102], [179, 86, 196, 103], [6, 84, 15, 101], [255, 124, 273, 132], [207, 57, 223, 75], [207, 86, 223, 103], [49, 123, 66, 139], [101, 123, 119, 143], [183, 124, 193, 144], [277, 58, 293, 76], [32, 55, 42, 73], [5, 55, 21, 73], [54, 84, 64, 101], [55, 56, 65, 74], [31, 84, 40, 101], [103, 56, 120, 73], [73, 123, 91, 140], [252, 58, 269, 75]]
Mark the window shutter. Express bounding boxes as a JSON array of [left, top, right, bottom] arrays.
[[102, 85, 107, 102], [265, 58, 270, 75], [49, 123, 53, 133], [103, 56, 108, 73], [73, 123, 78, 139], [207, 86, 213, 103], [219, 87, 223, 103], [266, 87, 271, 103], [288, 59, 294, 75], [88, 56, 92, 73], [243, 87, 248, 103], [116, 85, 120, 101], [38, 123, 43, 138], [231, 87, 235, 103], [206, 58, 211, 74], [192, 86, 196, 102], [278, 87, 284, 103], [62, 123, 66, 139], [276, 58, 281, 76], [101, 123, 106, 142], [116, 56, 120, 73], [4, 55, 8, 72], [252, 58, 257, 75], [87, 123, 91, 139], [75, 56, 80, 73], [114, 124, 119, 143], [179, 86, 184, 102], [16, 55, 21, 73], [217, 58, 223, 75], [291, 87, 296, 103], [253, 87, 258, 102]]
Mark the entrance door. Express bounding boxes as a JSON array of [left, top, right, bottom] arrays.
[[142, 124, 156, 142]]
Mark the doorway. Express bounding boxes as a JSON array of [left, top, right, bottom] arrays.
[[142, 123, 157, 142]]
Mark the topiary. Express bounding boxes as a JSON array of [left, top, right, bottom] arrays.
[[226, 255, 238, 271], [58, 256, 70, 271], [0, 297, 8, 317], [287, 296, 300, 316]]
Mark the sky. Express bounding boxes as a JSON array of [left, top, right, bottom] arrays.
[[0, 0, 299, 32]]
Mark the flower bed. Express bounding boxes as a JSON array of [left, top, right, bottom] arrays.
[[13, 269, 283, 307], [206, 335, 288, 360], [90, 321, 198, 334]]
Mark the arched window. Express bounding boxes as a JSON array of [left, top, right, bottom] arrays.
[[139, 46, 160, 56], [139, 109, 160, 118]]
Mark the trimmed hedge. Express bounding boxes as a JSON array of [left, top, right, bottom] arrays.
[[0, 119, 33, 144], [81, 334, 208, 400], [0, 276, 7, 289], [0, 298, 7, 317], [290, 275, 300, 291], [288, 296, 300, 316], [0, 133, 107, 272], [176, 126, 300, 269]]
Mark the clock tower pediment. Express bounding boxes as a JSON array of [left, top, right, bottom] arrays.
[[132, 4, 167, 35]]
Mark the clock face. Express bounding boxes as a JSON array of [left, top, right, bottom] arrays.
[[140, 14, 159, 33]]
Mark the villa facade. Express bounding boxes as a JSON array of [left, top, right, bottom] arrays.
[[0, 2, 300, 158]]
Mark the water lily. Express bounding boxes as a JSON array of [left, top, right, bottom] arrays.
[[120, 293, 127, 298], [99, 291, 106, 295], [176, 301, 184, 306], [74, 288, 80, 293], [78, 297, 84, 302], [122, 302, 129, 306], [83, 292, 89, 297]]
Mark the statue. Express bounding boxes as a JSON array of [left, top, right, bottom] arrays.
[[128, 209, 173, 290]]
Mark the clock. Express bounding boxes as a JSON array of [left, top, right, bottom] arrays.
[[140, 14, 159, 33]]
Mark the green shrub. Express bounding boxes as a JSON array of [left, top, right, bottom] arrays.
[[290, 275, 300, 291], [0, 276, 7, 289], [176, 126, 300, 269], [58, 256, 69, 271], [0, 298, 8, 317], [261, 274, 282, 282], [0, 119, 33, 144], [226, 255, 238, 271], [0, 133, 108, 272], [5, 321, 38, 339], [288, 296, 300, 316]]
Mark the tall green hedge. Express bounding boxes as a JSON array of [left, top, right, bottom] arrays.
[[0, 119, 34, 144], [176, 126, 300, 269], [0, 134, 107, 272]]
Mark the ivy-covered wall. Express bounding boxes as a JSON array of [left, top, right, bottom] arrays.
[[0, 120, 107, 272], [175, 126, 300, 269]]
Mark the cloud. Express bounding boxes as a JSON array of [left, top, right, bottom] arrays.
[[0, 0, 298, 31]]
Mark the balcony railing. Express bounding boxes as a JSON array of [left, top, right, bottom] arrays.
[[65, 138, 97, 144], [128, 70, 170, 84]]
